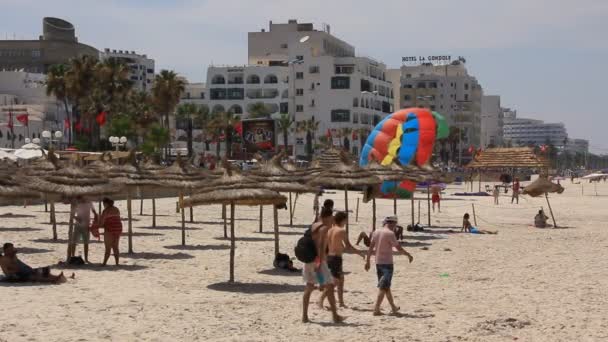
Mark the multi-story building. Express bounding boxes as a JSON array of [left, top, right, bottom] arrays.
[[99, 48, 155, 92], [0, 17, 98, 73], [503, 113, 568, 148], [388, 59, 483, 147], [480, 95, 503, 148], [246, 20, 394, 156]]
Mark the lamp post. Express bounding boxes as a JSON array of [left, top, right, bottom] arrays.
[[41, 130, 63, 149], [109, 136, 128, 151]]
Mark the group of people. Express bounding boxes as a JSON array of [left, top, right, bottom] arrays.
[[492, 177, 520, 205], [1, 196, 124, 284], [302, 199, 413, 323], [69, 196, 123, 266]]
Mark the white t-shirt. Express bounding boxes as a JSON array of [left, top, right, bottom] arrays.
[[75, 202, 94, 225]]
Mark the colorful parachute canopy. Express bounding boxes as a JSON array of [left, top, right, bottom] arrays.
[[359, 108, 447, 198]]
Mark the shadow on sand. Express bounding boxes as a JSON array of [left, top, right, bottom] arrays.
[[138, 225, 201, 231], [15, 247, 53, 254], [207, 281, 305, 294], [279, 224, 310, 229], [54, 263, 148, 272], [256, 230, 303, 236], [164, 244, 229, 251], [0, 213, 37, 219], [258, 268, 301, 277], [123, 252, 194, 260], [213, 236, 274, 242], [30, 238, 102, 244], [403, 235, 445, 241], [0, 227, 43, 232], [399, 241, 432, 248]]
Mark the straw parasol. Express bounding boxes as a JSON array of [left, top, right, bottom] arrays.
[[23, 160, 123, 261], [308, 152, 381, 238], [316, 147, 343, 169], [153, 155, 211, 246], [182, 176, 286, 282], [18, 152, 61, 239], [522, 177, 565, 227], [105, 151, 163, 253], [0, 174, 39, 200]]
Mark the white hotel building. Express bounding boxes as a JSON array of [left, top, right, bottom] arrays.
[[99, 48, 155, 93], [179, 20, 394, 158]]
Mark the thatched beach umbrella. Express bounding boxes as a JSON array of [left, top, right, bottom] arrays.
[[105, 152, 163, 253], [183, 186, 286, 282], [308, 153, 381, 238], [522, 177, 565, 227], [23, 162, 122, 260], [153, 156, 210, 245], [316, 147, 343, 169], [0, 174, 39, 200]]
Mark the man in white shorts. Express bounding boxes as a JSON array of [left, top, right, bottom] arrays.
[[69, 196, 96, 262]]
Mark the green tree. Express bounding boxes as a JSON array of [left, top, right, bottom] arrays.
[[128, 91, 157, 145], [211, 111, 241, 158], [248, 102, 271, 119], [141, 123, 170, 157], [152, 70, 185, 128], [107, 114, 136, 140], [46, 64, 72, 144], [176, 103, 205, 157], [276, 113, 294, 152], [65, 55, 98, 145]]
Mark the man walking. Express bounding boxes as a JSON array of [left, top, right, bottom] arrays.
[[511, 178, 520, 204], [318, 211, 364, 309], [69, 196, 96, 262], [365, 216, 413, 316], [302, 207, 344, 323]]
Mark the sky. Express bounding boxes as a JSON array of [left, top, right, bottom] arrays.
[[2, 0, 608, 153]]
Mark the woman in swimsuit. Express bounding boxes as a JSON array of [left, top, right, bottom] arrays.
[[99, 198, 123, 266], [462, 213, 497, 234]]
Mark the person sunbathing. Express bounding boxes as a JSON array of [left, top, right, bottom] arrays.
[[461, 213, 497, 234], [0, 243, 70, 283]]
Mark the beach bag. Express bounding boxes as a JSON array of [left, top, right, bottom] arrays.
[[68, 256, 85, 265], [273, 253, 291, 269], [294, 228, 318, 263]]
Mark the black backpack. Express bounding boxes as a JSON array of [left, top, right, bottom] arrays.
[[294, 227, 318, 263]]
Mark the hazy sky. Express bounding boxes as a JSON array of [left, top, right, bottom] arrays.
[[3, 0, 608, 153]]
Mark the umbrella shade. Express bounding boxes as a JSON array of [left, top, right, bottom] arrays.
[[522, 177, 565, 197], [0, 150, 17, 161], [14, 148, 45, 160], [0, 175, 39, 199], [183, 188, 286, 207]]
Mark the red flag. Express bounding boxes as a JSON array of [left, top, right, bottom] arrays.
[[16, 114, 28, 126], [234, 121, 243, 135], [467, 145, 475, 154], [74, 121, 82, 132], [352, 131, 357, 140], [540, 144, 548, 153], [64, 119, 70, 129], [326, 129, 332, 139], [96, 111, 107, 126]]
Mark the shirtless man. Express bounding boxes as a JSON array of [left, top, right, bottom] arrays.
[[318, 211, 365, 308], [301, 207, 344, 323], [0, 243, 69, 283]]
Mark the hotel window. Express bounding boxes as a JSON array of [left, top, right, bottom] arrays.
[[353, 113, 359, 123], [296, 105, 304, 112], [417, 82, 426, 88], [464, 83, 469, 90], [296, 88, 304, 96], [296, 55, 304, 61], [464, 94, 469, 101], [296, 72, 304, 79], [429, 82, 438, 88], [404, 95, 411, 101], [331, 110, 351, 122], [309, 65, 320, 73], [281, 43, 288, 49], [331, 76, 350, 89], [31, 50, 41, 58], [353, 98, 359, 107]]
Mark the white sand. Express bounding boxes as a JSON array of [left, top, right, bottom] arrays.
[[1, 181, 608, 341]]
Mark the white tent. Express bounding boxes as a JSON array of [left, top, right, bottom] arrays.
[[0, 150, 17, 161], [582, 173, 605, 180], [13, 143, 46, 160]]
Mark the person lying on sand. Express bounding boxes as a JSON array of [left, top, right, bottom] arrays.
[[461, 214, 498, 235], [0, 243, 73, 283]]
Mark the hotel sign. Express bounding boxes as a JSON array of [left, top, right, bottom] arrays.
[[402, 55, 456, 65]]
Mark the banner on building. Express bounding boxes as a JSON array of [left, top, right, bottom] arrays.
[[241, 119, 276, 152]]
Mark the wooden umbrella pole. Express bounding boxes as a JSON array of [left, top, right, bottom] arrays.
[[180, 192, 186, 246], [410, 192, 415, 227], [66, 203, 75, 261], [418, 200, 420, 223], [152, 197, 157, 228], [229, 202, 236, 283], [223, 204, 228, 238], [259, 205, 263, 233], [289, 192, 293, 227], [344, 188, 349, 238], [427, 184, 431, 227], [139, 193, 144, 215], [372, 197, 377, 231], [44, 198, 48, 212], [98, 200, 102, 216], [545, 193, 558, 228], [290, 193, 298, 223], [189, 192, 194, 223], [127, 191, 133, 254], [355, 198, 360, 222], [50, 201, 57, 240], [273, 205, 279, 256]]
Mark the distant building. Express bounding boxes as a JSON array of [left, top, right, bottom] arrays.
[[480, 95, 503, 148], [565, 138, 589, 154], [0, 17, 99, 73], [502, 112, 568, 148], [388, 59, 483, 147], [99, 48, 155, 93]]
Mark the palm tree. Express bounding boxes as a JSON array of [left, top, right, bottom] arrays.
[[65, 55, 98, 144], [152, 70, 185, 128], [248, 102, 271, 119], [95, 57, 133, 114], [305, 118, 319, 159], [276, 113, 294, 152], [128, 91, 157, 145], [211, 111, 241, 158], [46, 64, 72, 144], [141, 123, 170, 157], [176, 103, 204, 157]]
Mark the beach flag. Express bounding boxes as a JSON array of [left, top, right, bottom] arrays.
[[16, 114, 28, 126], [96, 111, 107, 126], [64, 119, 70, 129], [234, 121, 243, 135], [326, 129, 332, 139]]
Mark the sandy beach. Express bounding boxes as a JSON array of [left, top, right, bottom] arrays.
[[1, 180, 608, 341]]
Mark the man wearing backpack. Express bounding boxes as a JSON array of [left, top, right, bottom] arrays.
[[300, 207, 344, 323]]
